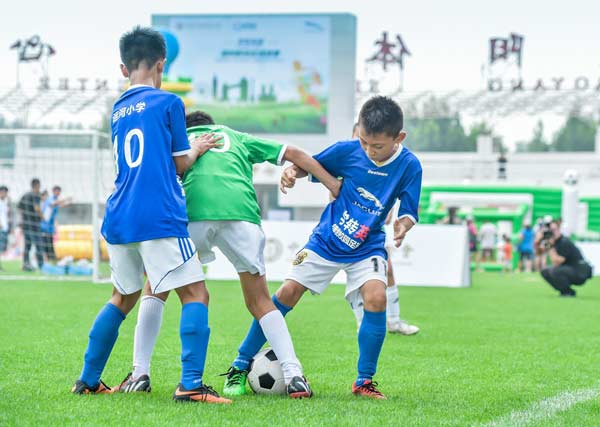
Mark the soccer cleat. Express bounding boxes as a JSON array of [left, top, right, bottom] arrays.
[[352, 380, 386, 399], [173, 383, 232, 404], [287, 376, 313, 399], [388, 319, 420, 336], [112, 372, 151, 393], [221, 366, 249, 396], [71, 379, 112, 395]]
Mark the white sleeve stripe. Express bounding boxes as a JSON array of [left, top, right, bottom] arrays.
[[172, 149, 190, 157], [398, 214, 417, 224], [277, 144, 288, 166]]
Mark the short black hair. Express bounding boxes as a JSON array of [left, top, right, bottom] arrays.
[[31, 178, 40, 188], [119, 26, 166, 71], [52, 185, 61, 192], [0, 185, 7, 192], [358, 96, 404, 138], [186, 111, 215, 128]]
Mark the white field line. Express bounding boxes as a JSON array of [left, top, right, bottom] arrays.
[[480, 385, 600, 427]]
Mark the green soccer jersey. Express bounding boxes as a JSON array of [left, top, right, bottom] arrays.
[[183, 124, 286, 224]]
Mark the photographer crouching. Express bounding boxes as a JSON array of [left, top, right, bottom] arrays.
[[540, 220, 593, 297]]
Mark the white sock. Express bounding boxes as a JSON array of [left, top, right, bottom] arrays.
[[132, 296, 165, 378], [259, 310, 302, 383], [386, 285, 401, 323]]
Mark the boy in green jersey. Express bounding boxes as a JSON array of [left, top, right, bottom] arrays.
[[115, 111, 340, 398]]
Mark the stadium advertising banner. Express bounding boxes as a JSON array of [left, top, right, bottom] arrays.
[[385, 224, 471, 288], [152, 14, 355, 136], [207, 221, 470, 288], [578, 242, 600, 276]]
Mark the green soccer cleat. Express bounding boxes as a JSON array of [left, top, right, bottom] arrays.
[[221, 366, 249, 396]]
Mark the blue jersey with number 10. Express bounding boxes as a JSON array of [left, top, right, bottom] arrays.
[[101, 85, 190, 244], [305, 140, 422, 263]]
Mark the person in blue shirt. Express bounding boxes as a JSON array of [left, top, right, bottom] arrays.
[[40, 185, 71, 263], [223, 96, 422, 400], [518, 222, 535, 272], [71, 26, 230, 404]]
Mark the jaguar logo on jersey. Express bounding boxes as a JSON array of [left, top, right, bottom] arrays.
[[292, 250, 308, 265], [353, 187, 384, 216], [357, 187, 383, 209]]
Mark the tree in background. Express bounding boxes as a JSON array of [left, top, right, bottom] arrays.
[[404, 95, 504, 152], [551, 115, 596, 152], [516, 120, 550, 152]]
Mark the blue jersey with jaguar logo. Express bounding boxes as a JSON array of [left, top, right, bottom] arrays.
[[305, 139, 422, 263]]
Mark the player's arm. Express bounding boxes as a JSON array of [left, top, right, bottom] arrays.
[[173, 133, 223, 175], [548, 247, 565, 266], [280, 146, 341, 197], [385, 209, 394, 225], [280, 142, 347, 195], [393, 161, 423, 247]]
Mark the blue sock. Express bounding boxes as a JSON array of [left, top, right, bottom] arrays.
[[180, 302, 210, 390], [233, 295, 292, 370], [356, 309, 386, 385], [79, 303, 125, 387]]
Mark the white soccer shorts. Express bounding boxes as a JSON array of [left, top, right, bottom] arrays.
[[107, 237, 205, 295], [285, 249, 387, 304], [188, 221, 266, 275]]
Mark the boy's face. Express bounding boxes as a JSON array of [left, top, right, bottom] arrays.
[[357, 126, 406, 164]]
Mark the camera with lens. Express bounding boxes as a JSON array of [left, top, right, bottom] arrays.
[[540, 221, 553, 249]]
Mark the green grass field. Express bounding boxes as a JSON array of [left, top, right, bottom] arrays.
[[1, 273, 600, 426]]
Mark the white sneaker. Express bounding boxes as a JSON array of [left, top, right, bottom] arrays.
[[388, 320, 420, 335]]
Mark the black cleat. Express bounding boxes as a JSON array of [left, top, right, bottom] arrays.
[[287, 376, 313, 399], [113, 372, 151, 393], [71, 379, 112, 394]]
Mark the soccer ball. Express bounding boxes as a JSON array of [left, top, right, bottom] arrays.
[[247, 347, 286, 395]]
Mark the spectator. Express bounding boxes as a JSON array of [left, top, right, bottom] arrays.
[[0, 185, 11, 271], [502, 234, 513, 273], [441, 206, 462, 225], [40, 185, 71, 263], [479, 220, 497, 262], [17, 178, 43, 271], [466, 217, 478, 262], [540, 220, 593, 297], [517, 222, 535, 272]]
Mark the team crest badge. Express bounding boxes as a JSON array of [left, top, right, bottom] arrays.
[[292, 250, 308, 265]]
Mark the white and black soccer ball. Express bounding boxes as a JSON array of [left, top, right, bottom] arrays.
[[247, 347, 286, 395]]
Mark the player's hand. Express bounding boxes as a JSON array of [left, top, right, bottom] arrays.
[[393, 218, 408, 247], [280, 166, 298, 194], [191, 133, 223, 156]]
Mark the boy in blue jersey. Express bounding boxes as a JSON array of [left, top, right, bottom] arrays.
[[350, 123, 419, 336], [71, 26, 230, 404], [223, 96, 422, 399]]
